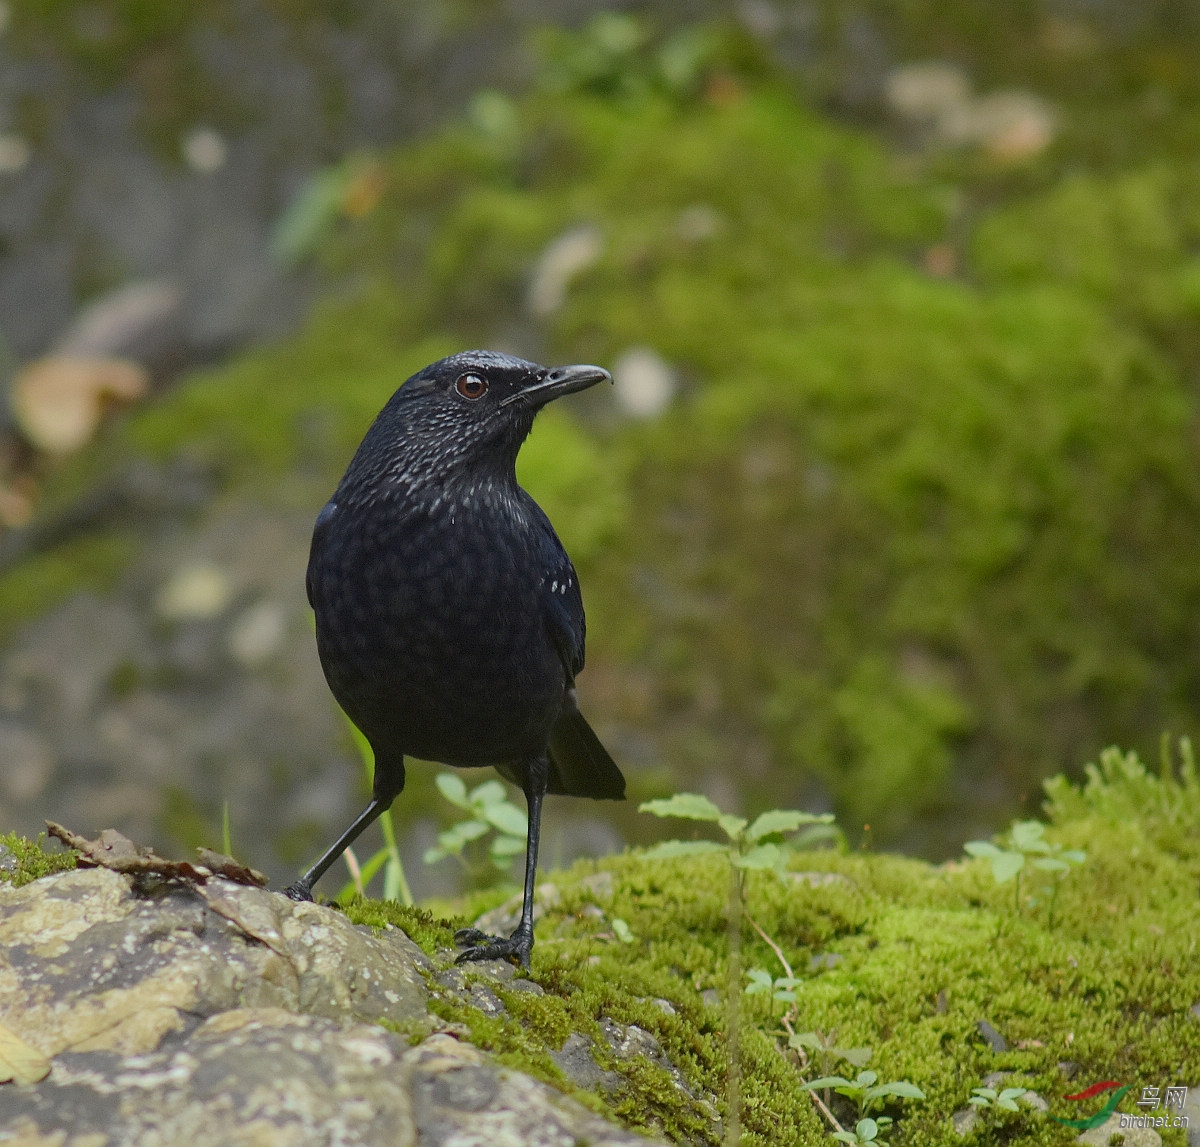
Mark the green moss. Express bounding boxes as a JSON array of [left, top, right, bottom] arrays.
[[337, 758, 1200, 1145], [339, 895, 463, 956], [0, 832, 76, 886]]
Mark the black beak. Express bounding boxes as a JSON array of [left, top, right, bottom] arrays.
[[500, 363, 612, 408]]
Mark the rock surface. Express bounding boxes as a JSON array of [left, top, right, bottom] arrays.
[[0, 866, 662, 1146]]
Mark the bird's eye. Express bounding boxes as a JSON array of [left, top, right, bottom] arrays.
[[455, 373, 488, 400]]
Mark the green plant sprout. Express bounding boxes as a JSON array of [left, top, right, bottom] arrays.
[[639, 793, 835, 872], [968, 1085, 1027, 1111], [789, 1030, 873, 1076], [802, 1070, 926, 1119], [640, 794, 924, 1143], [745, 967, 803, 1011], [833, 1116, 893, 1146], [334, 713, 412, 907], [423, 773, 528, 877], [964, 819, 1085, 924]]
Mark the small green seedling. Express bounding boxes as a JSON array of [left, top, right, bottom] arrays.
[[789, 1030, 873, 1075], [423, 773, 528, 876], [639, 793, 834, 872], [964, 820, 1085, 923], [745, 967, 803, 1009], [833, 1116, 893, 1146], [968, 1086, 1027, 1111], [803, 1070, 926, 1118]]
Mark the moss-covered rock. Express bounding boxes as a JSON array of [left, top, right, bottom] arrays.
[[6, 749, 1196, 1144]]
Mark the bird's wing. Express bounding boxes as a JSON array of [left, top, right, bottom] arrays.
[[306, 500, 338, 610], [530, 510, 586, 680]]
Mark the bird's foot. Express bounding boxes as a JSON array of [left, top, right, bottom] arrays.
[[454, 925, 533, 969], [283, 880, 315, 903]]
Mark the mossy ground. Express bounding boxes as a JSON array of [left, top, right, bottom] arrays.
[[0, 831, 76, 886], [7, 751, 1197, 1144], [334, 751, 1200, 1146]]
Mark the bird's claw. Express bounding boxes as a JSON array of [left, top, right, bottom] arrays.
[[453, 926, 533, 968], [283, 881, 315, 903]]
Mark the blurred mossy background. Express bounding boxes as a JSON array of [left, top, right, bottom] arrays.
[[0, 1, 1198, 886]]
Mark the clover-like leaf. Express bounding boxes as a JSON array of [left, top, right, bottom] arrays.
[[718, 814, 748, 840], [964, 840, 1002, 859], [1032, 856, 1069, 872], [435, 772, 470, 809], [839, 1047, 873, 1068], [483, 803, 528, 837], [489, 833, 526, 858], [746, 809, 833, 841], [804, 1075, 854, 1091], [612, 917, 634, 943], [865, 1081, 925, 1102], [745, 968, 774, 995], [1010, 820, 1050, 853], [470, 780, 509, 808], [990, 850, 1025, 883], [639, 794, 723, 821]]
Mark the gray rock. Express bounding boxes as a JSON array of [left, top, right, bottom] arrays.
[[598, 1014, 721, 1127], [550, 1032, 622, 1093], [0, 866, 667, 1146], [1076, 1112, 1162, 1146], [977, 1019, 1008, 1052], [0, 867, 427, 1053], [3, 1018, 652, 1147], [951, 1106, 978, 1136]]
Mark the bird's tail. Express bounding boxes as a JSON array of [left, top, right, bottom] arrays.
[[547, 708, 626, 800]]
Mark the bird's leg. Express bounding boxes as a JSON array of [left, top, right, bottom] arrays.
[[284, 757, 406, 901], [455, 755, 548, 969], [283, 797, 390, 901]]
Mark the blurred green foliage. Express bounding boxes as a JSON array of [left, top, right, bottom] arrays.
[[11, 13, 1200, 852]]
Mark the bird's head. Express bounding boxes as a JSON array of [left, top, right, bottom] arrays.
[[346, 350, 611, 494]]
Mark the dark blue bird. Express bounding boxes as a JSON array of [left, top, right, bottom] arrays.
[[286, 350, 625, 967]]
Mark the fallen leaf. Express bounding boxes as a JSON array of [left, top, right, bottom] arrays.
[[12, 356, 148, 454], [195, 848, 268, 887], [46, 823, 265, 888]]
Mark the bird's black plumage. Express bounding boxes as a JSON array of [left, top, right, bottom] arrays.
[[286, 349, 625, 967]]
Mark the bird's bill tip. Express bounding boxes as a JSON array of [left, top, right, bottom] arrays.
[[500, 363, 612, 407]]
